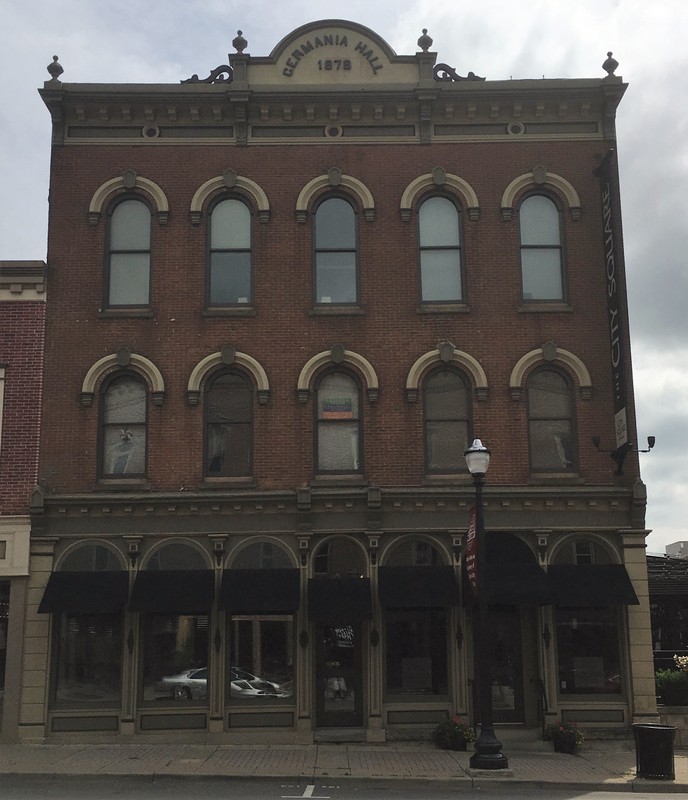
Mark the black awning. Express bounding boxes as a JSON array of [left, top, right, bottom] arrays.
[[378, 566, 459, 608], [549, 564, 639, 606], [220, 568, 300, 615], [308, 577, 372, 623], [38, 571, 128, 614], [484, 563, 555, 605], [129, 570, 214, 614]]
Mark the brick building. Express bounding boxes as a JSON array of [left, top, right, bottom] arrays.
[[0, 261, 46, 741], [23, 21, 654, 744]]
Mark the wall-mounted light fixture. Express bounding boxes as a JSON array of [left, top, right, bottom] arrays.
[[592, 435, 655, 475]]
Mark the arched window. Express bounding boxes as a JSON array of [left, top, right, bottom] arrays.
[[100, 374, 147, 477], [314, 197, 357, 305], [208, 198, 252, 306], [418, 196, 463, 302], [519, 195, 564, 301], [423, 369, 470, 472], [105, 198, 151, 307], [527, 368, 576, 472], [205, 371, 253, 477], [315, 371, 361, 473]]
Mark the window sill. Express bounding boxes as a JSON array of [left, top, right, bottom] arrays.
[[97, 478, 150, 490], [310, 474, 367, 487], [203, 307, 257, 318], [416, 303, 469, 314], [528, 472, 583, 484], [422, 473, 472, 485], [517, 303, 572, 313], [98, 309, 153, 319], [201, 477, 256, 488], [309, 306, 365, 316]]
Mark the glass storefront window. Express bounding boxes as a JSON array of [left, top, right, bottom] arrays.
[[556, 606, 622, 694], [53, 613, 123, 706], [385, 608, 448, 697], [142, 613, 209, 702], [228, 616, 294, 703]]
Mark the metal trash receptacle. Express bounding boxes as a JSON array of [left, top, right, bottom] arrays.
[[633, 723, 677, 780]]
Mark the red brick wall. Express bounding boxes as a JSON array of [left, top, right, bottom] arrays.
[[0, 302, 45, 513], [40, 139, 638, 492]]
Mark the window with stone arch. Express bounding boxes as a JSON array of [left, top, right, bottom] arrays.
[[99, 372, 148, 478], [204, 369, 253, 477], [314, 196, 358, 305], [418, 195, 463, 302], [208, 197, 252, 306], [423, 367, 471, 472], [105, 197, 152, 307], [526, 366, 576, 472], [315, 370, 362, 474], [518, 193, 565, 301]]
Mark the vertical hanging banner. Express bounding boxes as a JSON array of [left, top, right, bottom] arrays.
[[465, 505, 478, 597], [599, 150, 629, 451]]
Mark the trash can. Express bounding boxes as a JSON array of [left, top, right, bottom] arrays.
[[633, 723, 677, 780]]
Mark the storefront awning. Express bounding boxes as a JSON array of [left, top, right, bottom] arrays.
[[484, 563, 555, 605], [128, 570, 214, 614], [308, 577, 372, 622], [220, 568, 300, 614], [548, 564, 639, 606], [38, 571, 128, 614], [378, 565, 459, 608]]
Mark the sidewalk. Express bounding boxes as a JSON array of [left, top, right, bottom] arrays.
[[0, 740, 687, 792]]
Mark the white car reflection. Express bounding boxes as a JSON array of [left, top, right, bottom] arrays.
[[157, 666, 292, 700]]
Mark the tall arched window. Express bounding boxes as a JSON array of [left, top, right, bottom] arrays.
[[418, 196, 463, 302], [208, 198, 252, 306], [100, 374, 147, 477], [314, 197, 357, 305], [527, 368, 576, 472], [106, 198, 151, 307], [315, 371, 361, 473], [423, 369, 470, 472], [519, 195, 564, 301], [205, 370, 253, 477]]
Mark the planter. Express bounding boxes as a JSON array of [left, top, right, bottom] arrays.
[[553, 732, 578, 754], [448, 738, 468, 751]]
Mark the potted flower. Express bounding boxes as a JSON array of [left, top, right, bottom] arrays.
[[544, 720, 584, 754], [432, 715, 476, 751]]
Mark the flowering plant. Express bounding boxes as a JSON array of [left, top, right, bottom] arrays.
[[432, 715, 476, 749], [544, 720, 584, 745], [674, 654, 688, 672]]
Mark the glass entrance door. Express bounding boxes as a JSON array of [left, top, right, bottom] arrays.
[[489, 606, 525, 723], [315, 623, 363, 727]]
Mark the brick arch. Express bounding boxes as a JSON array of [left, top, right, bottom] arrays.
[[297, 347, 379, 403], [501, 167, 581, 220], [405, 344, 488, 402], [400, 170, 480, 221], [190, 171, 271, 224], [296, 169, 375, 222], [186, 349, 270, 406], [509, 343, 592, 400]]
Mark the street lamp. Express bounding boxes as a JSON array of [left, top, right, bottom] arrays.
[[465, 438, 509, 770]]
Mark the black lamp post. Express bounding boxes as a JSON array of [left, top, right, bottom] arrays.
[[465, 438, 508, 770]]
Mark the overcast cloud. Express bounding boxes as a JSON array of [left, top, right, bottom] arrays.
[[1, 0, 685, 553]]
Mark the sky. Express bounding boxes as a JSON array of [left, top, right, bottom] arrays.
[[1, 0, 685, 554]]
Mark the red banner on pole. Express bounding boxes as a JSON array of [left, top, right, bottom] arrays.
[[465, 505, 478, 597]]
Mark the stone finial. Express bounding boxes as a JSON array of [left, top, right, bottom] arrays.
[[47, 55, 63, 81], [602, 51, 619, 76], [233, 30, 248, 54], [417, 28, 433, 52]]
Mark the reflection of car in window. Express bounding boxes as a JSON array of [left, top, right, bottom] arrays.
[[156, 667, 293, 700]]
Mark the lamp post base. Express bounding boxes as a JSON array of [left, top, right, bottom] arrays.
[[469, 730, 509, 770]]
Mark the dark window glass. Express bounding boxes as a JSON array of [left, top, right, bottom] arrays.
[[519, 195, 563, 301], [101, 375, 147, 477], [527, 369, 576, 472], [418, 197, 462, 302], [228, 617, 294, 705], [205, 371, 252, 477], [106, 199, 151, 307], [313, 538, 366, 577], [209, 199, 252, 305], [233, 542, 292, 570], [386, 608, 448, 696], [556, 607, 622, 694], [385, 540, 442, 567], [316, 372, 361, 473], [315, 198, 357, 304], [61, 544, 120, 571], [424, 369, 470, 472]]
